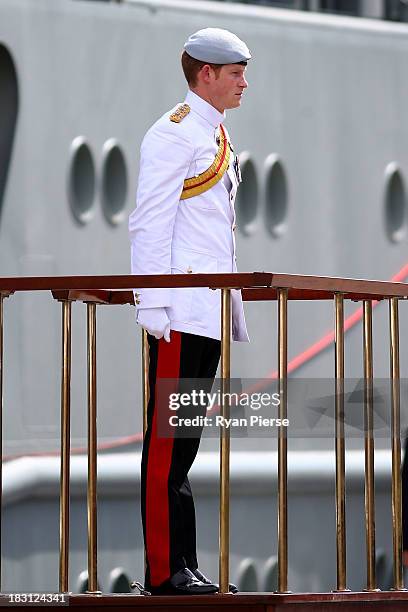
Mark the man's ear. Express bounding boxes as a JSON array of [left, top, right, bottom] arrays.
[[199, 64, 212, 84]]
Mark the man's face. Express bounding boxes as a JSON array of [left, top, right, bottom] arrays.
[[207, 63, 248, 112]]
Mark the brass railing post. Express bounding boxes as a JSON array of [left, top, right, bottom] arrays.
[[334, 293, 347, 591], [0, 293, 4, 591], [277, 289, 289, 593], [389, 297, 404, 590], [87, 302, 99, 594], [219, 288, 231, 594], [59, 300, 72, 593], [0, 290, 13, 591], [363, 300, 377, 591]]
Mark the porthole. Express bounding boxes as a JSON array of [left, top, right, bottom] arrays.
[[235, 152, 259, 235], [76, 570, 88, 593], [76, 570, 101, 593], [0, 44, 18, 218], [101, 139, 128, 226], [375, 549, 389, 590], [264, 154, 288, 238], [237, 558, 258, 592], [262, 555, 278, 591], [68, 137, 96, 224], [108, 567, 131, 593], [384, 162, 407, 243]]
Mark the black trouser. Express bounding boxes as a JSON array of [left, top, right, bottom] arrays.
[[141, 331, 220, 588]]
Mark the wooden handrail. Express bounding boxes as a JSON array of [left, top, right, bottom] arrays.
[[0, 271, 406, 297]]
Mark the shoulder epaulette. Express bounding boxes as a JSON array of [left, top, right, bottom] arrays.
[[170, 104, 190, 123]]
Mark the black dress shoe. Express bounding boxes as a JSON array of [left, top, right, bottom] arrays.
[[192, 568, 238, 594], [148, 568, 218, 596]]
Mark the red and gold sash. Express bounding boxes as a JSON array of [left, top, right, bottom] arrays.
[[180, 124, 231, 200]]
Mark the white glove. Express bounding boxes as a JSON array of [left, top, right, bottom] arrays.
[[137, 307, 171, 342]]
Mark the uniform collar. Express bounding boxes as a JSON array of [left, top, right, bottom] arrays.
[[185, 90, 225, 128]]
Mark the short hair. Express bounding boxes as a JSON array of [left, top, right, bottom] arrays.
[[181, 51, 246, 87]]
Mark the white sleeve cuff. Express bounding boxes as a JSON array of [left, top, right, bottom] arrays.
[[133, 288, 171, 309]]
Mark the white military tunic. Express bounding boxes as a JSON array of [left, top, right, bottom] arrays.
[[129, 89, 249, 342]]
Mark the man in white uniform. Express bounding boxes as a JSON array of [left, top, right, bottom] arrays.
[[129, 28, 251, 596]]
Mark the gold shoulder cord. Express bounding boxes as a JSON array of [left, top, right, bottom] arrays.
[[180, 124, 231, 200]]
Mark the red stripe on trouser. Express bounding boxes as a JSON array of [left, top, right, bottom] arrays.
[[146, 332, 181, 586]]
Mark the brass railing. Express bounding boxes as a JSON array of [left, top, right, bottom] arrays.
[[0, 272, 407, 595]]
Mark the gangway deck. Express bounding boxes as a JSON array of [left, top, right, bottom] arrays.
[[2, 591, 408, 611]]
